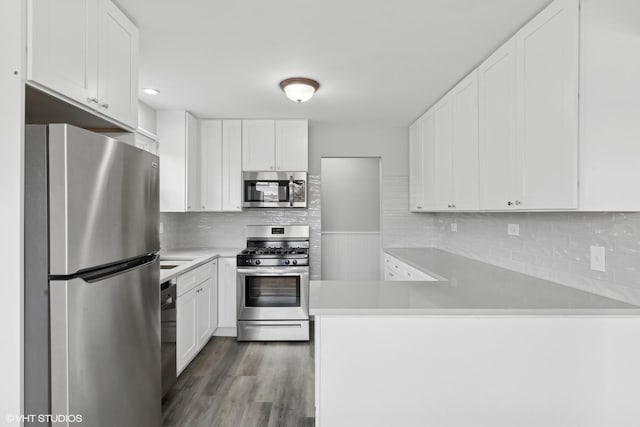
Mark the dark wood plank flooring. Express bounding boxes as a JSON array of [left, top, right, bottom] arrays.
[[162, 337, 314, 427]]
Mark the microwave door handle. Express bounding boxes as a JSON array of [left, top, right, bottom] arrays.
[[289, 176, 294, 207]]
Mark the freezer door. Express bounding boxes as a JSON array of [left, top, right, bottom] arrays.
[[48, 124, 159, 275], [50, 256, 160, 427]]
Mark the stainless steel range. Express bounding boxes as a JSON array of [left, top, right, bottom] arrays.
[[237, 225, 310, 341]]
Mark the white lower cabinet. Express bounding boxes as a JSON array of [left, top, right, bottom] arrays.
[[210, 260, 219, 335], [176, 261, 216, 375], [176, 286, 198, 375], [215, 257, 238, 335]]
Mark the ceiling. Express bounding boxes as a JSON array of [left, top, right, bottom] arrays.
[[117, 0, 550, 126]]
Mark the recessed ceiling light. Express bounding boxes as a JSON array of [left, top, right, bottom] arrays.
[[143, 88, 160, 95], [279, 78, 320, 103]]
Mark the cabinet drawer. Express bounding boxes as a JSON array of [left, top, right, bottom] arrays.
[[177, 263, 213, 296], [194, 263, 212, 285]]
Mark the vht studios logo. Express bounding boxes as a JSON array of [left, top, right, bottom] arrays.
[[6, 414, 83, 423]]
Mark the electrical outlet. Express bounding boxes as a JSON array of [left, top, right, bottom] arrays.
[[507, 223, 520, 236], [450, 223, 458, 233], [159, 222, 164, 234], [590, 246, 606, 272]]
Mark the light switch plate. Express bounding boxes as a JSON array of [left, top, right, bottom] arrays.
[[159, 222, 164, 234], [507, 224, 520, 236], [451, 223, 458, 233], [590, 246, 606, 272]]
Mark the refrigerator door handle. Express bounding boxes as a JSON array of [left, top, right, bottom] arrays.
[[52, 254, 159, 283]]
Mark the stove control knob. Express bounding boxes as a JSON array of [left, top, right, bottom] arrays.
[[284, 260, 290, 265], [292, 260, 298, 265], [255, 260, 261, 265]]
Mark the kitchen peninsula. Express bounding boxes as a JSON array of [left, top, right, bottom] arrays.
[[310, 249, 640, 427]]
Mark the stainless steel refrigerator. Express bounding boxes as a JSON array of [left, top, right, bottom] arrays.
[[25, 124, 161, 426]]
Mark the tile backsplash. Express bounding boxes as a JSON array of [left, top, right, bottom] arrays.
[[161, 175, 322, 279], [160, 174, 640, 305], [433, 212, 640, 305]]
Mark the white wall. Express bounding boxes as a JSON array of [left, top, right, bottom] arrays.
[[308, 123, 408, 177], [1, 0, 24, 420]]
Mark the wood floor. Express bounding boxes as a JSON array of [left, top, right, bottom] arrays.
[[162, 336, 315, 427]]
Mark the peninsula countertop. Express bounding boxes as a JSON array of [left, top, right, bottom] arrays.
[[310, 248, 640, 316], [159, 247, 240, 283]]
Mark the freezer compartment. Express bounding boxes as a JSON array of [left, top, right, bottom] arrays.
[[50, 256, 161, 427], [39, 124, 160, 275]]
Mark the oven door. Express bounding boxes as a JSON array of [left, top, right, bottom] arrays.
[[242, 171, 307, 208], [237, 266, 309, 321]]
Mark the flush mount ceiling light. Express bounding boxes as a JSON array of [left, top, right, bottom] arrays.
[[279, 77, 320, 103], [143, 88, 160, 95]]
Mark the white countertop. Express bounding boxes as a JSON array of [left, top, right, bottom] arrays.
[[159, 247, 240, 282], [309, 248, 640, 316]]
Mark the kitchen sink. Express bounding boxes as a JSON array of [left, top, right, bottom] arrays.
[[159, 259, 191, 270]]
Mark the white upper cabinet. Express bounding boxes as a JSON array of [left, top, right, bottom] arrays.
[[195, 280, 212, 350], [275, 120, 309, 171], [27, 0, 98, 107], [408, 0, 630, 212], [222, 120, 243, 211], [200, 120, 223, 211], [409, 111, 436, 212], [451, 71, 479, 211], [27, 0, 139, 129], [242, 120, 276, 171], [243, 120, 308, 171], [516, 0, 579, 210], [200, 120, 242, 212], [479, 38, 519, 210], [433, 95, 454, 210], [158, 111, 200, 212], [97, 0, 139, 127], [409, 119, 424, 211]]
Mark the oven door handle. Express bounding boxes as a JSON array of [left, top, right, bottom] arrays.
[[237, 267, 309, 275]]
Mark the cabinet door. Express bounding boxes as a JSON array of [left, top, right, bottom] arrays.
[[242, 120, 275, 171], [97, 0, 138, 127], [421, 109, 437, 210], [434, 95, 454, 210], [27, 0, 98, 106], [479, 38, 519, 210], [176, 287, 197, 374], [516, 0, 579, 209], [217, 257, 237, 329], [210, 260, 218, 335], [196, 281, 212, 350], [275, 120, 308, 171], [185, 112, 200, 211], [222, 120, 243, 211], [451, 71, 479, 211], [409, 119, 424, 212], [200, 120, 223, 211]]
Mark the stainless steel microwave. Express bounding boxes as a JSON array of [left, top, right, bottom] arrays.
[[242, 171, 307, 208]]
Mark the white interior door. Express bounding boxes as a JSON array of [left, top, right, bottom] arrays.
[[321, 158, 381, 280]]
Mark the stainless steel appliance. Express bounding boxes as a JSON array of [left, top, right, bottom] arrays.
[[242, 171, 307, 208], [161, 279, 177, 397], [237, 225, 310, 341], [25, 124, 161, 426]]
